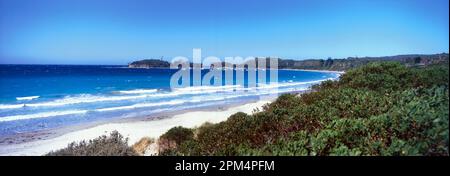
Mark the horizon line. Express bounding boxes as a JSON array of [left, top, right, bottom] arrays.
[[1, 52, 448, 65]]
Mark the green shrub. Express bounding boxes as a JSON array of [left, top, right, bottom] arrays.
[[412, 65, 449, 88], [46, 131, 137, 156], [377, 86, 449, 155], [158, 126, 193, 154], [339, 62, 414, 92], [160, 126, 194, 145]]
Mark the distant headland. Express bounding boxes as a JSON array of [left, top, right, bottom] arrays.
[[128, 59, 171, 68], [128, 53, 449, 71]]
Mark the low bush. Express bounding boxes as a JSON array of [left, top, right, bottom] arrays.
[[158, 126, 193, 154], [46, 131, 137, 156], [157, 62, 449, 156]]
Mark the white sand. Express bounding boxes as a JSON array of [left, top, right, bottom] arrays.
[[281, 68, 345, 74], [0, 100, 270, 156]]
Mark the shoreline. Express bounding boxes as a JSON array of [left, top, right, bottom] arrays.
[[280, 68, 345, 74], [124, 65, 346, 74], [0, 68, 339, 156], [0, 99, 273, 156], [0, 97, 266, 146]]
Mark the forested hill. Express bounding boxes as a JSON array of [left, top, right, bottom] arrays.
[[128, 53, 449, 71], [272, 53, 449, 71]]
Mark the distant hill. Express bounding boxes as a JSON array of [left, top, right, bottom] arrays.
[[128, 53, 449, 70], [264, 53, 449, 71]]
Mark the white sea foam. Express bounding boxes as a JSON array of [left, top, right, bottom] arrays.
[[137, 85, 241, 99], [96, 94, 244, 112], [0, 79, 333, 110], [256, 78, 332, 89], [0, 104, 25, 109], [174, 85, 241, 92], [28, 86, 240, 108], [0, 82, 318, 122], [115, 89, 158, 94], [25, 94, 147, 108], [0, 110, 87, 122], [95, 100, 186, 112], [0, 93, 177, 110], [16, 96, 40, 101]]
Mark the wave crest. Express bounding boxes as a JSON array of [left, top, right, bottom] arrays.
[[0, 110, 87, 122], [16, 96, 40, 101], [114, 89, 158, 94]]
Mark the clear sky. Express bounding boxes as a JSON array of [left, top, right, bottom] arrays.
[[0, 0, 448, 65]]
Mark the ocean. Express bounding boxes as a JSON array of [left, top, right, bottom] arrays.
[[0, 65, 339, 135]]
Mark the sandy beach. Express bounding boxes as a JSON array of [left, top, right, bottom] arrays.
[[281, 68, 345, 74], [0, 100, 271, 156]]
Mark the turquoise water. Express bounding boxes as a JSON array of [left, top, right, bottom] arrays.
[[0, 65, 339, 135]]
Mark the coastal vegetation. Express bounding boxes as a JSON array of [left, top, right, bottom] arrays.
[[128, 53, 449, 71], [157, 62, 449, 156], [49, 61, 449, 156], [46, 131, 137, 156], [275, 53, 449, 70]]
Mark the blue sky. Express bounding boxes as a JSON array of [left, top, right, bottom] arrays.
[[0, 0, 448, 64]]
